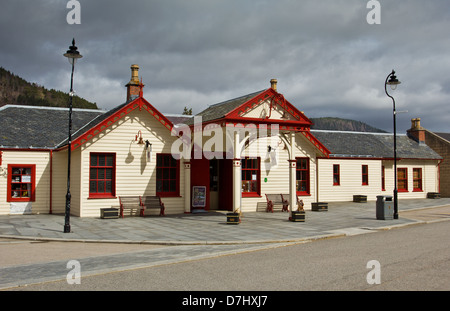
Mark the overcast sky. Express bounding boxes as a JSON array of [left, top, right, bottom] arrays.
[[1, 0, 449, 133]]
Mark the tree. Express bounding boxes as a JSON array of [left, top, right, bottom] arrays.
[[182, 106, 192, 115]]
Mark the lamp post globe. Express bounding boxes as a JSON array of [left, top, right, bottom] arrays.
[[63, 39, 82, 233]]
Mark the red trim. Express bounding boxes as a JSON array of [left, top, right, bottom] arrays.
[[7, 164, 36, 202], [333, 164, 340, 186], [241, 157, 261, 197], [397, 168, 408, 192], [156, 153, 180, 197], [296, 157, 310, 196], [413, 168, 423, 192], [301, 131, 331, 157], [89, 153, 116, 198], [71, 96, 174, 151], [362, 165, 369, 186], [225, 89, 313, 125]]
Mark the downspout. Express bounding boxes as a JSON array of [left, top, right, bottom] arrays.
[[316, 158, 319, 203], [49, 150, 53, 214]]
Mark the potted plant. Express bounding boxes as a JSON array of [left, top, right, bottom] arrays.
[[290, 200, 305, 222]]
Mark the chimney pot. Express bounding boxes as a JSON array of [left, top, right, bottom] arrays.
[[270, 79, 277, 92], [408, 118, 425, 145], [126, 64, 144, 101]]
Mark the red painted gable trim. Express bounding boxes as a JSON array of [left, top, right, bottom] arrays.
[[225, 88, 313, 126], [301, 131, 331, 158], [71, 96, 174, 151]]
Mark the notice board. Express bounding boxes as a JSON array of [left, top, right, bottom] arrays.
[[192, 186, 206, 208]]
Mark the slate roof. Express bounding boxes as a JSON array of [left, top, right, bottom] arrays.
[[185, 90, 265, 125], [311, 130, 442, 160], [434, 132, 450, 142], [0, 105, 105, 149]]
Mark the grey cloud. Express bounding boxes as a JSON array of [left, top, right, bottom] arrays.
[[0, 0, 449, 133]]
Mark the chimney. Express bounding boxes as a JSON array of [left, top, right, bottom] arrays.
[[270, 79, 277, 92], [407, 118, 426, 145], [126, 64, 144, 101]]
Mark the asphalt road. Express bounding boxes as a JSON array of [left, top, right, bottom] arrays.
[[6, 220, 449, 292]]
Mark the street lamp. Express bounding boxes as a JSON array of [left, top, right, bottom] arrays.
[[385, 70, 401, 219], [63, 39, 82, 233]]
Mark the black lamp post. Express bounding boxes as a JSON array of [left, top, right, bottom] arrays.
[[63, 39, 82, 233], [385, 70, 401, 219]]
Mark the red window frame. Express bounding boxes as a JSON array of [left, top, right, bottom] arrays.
[[413, 168, 423, 192], [241, 157, 260, 197], [89, 153, 116, 198], [156, 154, 180, 197], [296, 157, 310, 195], [362, 165, 369, 186], [397, 168, 408, 192], [7, 164, 36, 202], [333, 164, 340, 186], [381, 166, 386, 191]]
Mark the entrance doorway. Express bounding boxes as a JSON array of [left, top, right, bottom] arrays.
[[190, 157, 232, 212]]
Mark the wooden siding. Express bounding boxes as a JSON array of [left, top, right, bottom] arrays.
[[317, 158, 440, 202], [78, 109, 184, 217], [240, 133, 319, 212], [0, 151, 51, 215]]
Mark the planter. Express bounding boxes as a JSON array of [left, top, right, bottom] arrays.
[[311, 202, 328, 212], [427, 192, 441, 199], [100, 208, 119, 219], [226, 212, 240, 225], [290, 211, 305, 222], [353, 195, 367, 203]]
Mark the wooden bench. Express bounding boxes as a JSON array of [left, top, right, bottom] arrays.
[[140, 196, 165, 216], [119, 196, 144, 218], [281, 194, 304, 211], [265, 194, 289, 213]]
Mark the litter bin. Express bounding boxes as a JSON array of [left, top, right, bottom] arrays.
[[376, 196, 393, 220]]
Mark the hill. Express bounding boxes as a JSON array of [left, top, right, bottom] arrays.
[[0, 67, 98, 109], [310, 117, 386, 133]]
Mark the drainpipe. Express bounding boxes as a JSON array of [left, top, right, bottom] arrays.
[[49, 150, 53, 214]]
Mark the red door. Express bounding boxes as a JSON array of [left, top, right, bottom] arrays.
[[190, 157, 210, 211]]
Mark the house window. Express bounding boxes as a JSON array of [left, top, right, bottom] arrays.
[[241, 157, 260, 197], [89, 153, 116, 198], [362, 165, 369, 186], [381, 166, 385, 191], [296, 158, 310, 195], [397, 168, 408, 192], [413, 168, 423, 192], [333, 164, 340, 186], [7, 164, 36, 202], [156, 154, 179, 196]]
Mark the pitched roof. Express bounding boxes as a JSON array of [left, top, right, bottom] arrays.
[[185, 90, 265, 125], [434, 132, 450, 143], [0, 105, 104, 149], [311, 130, 442, 159]]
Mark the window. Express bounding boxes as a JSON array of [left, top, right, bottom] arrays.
[[362, 165, 369, 185], [7, 165, 36, 202], [296, 158, 310, 195], [89, 153, 115, 198], [413, 168, 423, 192], [333, 164, 340, 186], [381, 166, 385, 191], [397, 168, 408, 192], [241, 157, 260, 197], [156, 154, 179, 196]]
